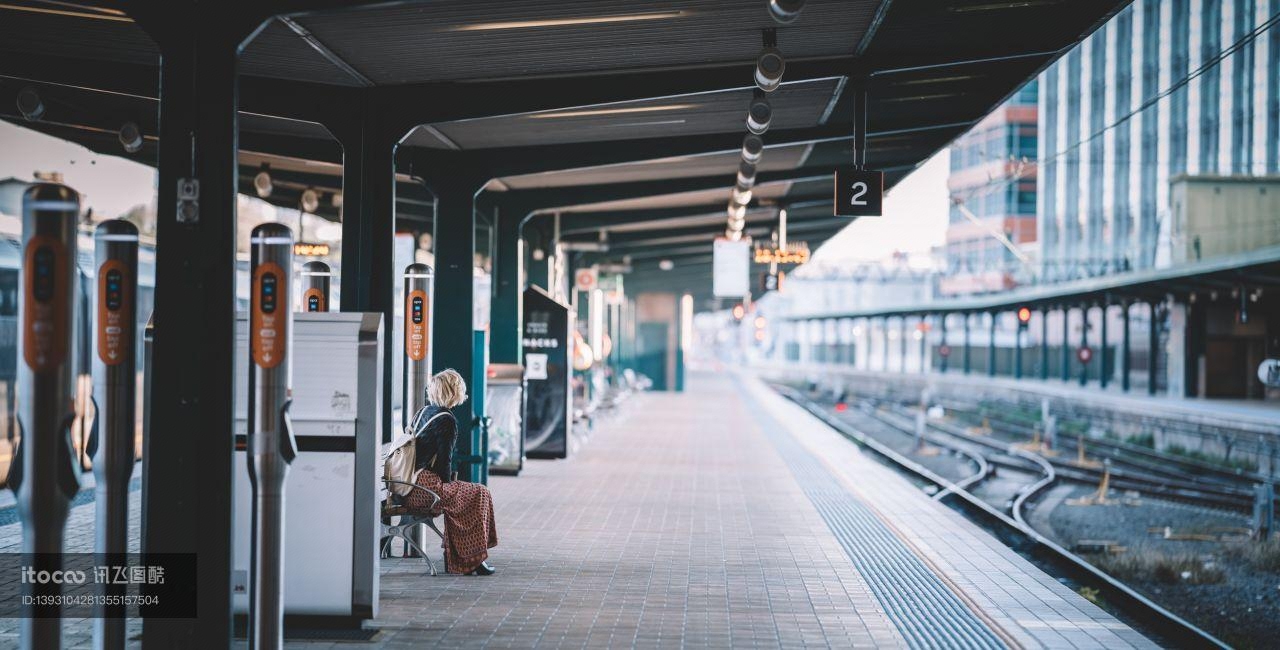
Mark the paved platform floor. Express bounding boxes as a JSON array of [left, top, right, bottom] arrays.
[[0, 372, 1156, 648]]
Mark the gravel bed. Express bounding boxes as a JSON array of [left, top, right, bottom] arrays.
[[1044, 484, 1278, 649]]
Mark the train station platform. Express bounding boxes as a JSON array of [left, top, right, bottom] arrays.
[[363, 372, 1153, 648], [0, 372, 1155, 648], [762, 363, 1280, 434]]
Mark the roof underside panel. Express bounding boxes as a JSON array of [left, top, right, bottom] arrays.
[[287, 0, 879, 84], [418, 78, 841, 149], [499, 144, 811, 190]]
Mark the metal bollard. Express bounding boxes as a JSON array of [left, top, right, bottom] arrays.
[[298, 261, 331, 313], [1255, 482, 1274, 541], [91, 219, 139, 650], [13, 180, 82, 649], [247, 224, 297, 650], [402, 263, 432, 556]]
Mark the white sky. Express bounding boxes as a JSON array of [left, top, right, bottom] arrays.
[[0, 122, 156, 218], [812, 149, 950, 262]]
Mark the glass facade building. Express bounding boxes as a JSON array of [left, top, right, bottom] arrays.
[[1038, 0, 1280, 281]]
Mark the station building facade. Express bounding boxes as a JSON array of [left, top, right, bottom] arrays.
[[942, 83, 1039, 296], [1038, 0, 1280, 280]]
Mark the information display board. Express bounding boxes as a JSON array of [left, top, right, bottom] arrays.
[[522, 286, 571, 459], [713, 238, 751, 298]]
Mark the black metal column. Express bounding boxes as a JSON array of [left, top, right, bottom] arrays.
[[1014, 317, 1023, 380], [987, 312, 997, 377], [899, 316, 908, 372], [1121, 301, 1132, 392], [1079, 304, 1090, 387], [490, 203, 525, 365], [939, 314, 948, 373], [1061, 306, 1071, 382], [138, 9, 249, 648], [1148, 301, 1160, 395], [962, 313, 971, 374], [333, 104, 399, 443], [431, 169, 486, 482], [1099, 300, 1110, 389], [1040, 307, 1049, 380], [918, 317, 927, 373], [881, 317, 889, 371]]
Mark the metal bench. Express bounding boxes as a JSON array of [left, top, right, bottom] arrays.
[[380, 479, 446, 575]]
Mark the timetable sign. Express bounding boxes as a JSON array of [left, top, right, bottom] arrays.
[[833, 168, 884, 217]]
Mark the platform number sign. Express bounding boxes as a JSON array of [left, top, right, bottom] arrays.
[[834, 168, 884, 217]]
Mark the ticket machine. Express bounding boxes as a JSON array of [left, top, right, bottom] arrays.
[[232, 311, 384, 625]]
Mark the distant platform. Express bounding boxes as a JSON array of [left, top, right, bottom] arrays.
[[765, 363, 1280, 432]]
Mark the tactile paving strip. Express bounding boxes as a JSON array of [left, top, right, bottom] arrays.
[[744, 389, 1010, 650]]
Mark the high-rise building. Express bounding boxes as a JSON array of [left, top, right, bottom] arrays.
[[941, 83, 1038, 296], [1038, 0, 1280, 281]]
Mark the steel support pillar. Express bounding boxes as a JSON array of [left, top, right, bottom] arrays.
[[1148, 301, 1160, 395], [962, 313, 971, 374], [490, 203, 525, 364], [1121, 301, 1132, 392], [139, 9, 248, 648], [918, 317, 927, 373], [1099, 301, 1110, 389], [333, 104, 399, 443], [939, 314, 948, 373], [1079, 304, 1090, 387], [987, 312, 997, 377], [899, 317, 908, 372], [1014, 321, 1023, 380], [431, 170, 486, 482], [881, 317, 889, 371], [1040, 307, 1049, 381], [1061, 306, 1071, 382]]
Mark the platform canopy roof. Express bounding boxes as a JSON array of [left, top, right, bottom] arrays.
[[0, 0, 1131, 305]]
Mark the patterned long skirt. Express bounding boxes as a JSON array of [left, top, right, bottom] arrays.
[[405, 470, 498, 574]]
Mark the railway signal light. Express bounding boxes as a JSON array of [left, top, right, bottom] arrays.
[[732, 304, 745, 321], [1016, 306, 1032, 328]]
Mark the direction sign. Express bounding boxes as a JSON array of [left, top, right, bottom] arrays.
[[834, 168, 884, 217]]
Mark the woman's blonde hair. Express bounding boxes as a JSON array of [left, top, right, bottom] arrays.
[[427, 368, 467, 409]]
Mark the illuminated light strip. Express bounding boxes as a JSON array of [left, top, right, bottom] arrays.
[[0, 2, 132, 21], [603, 119, 688, 128], [95, 234, 140, 242], [250, 236, 294, 245], [452, 10, 685, 31], [403, 273, 432, 279], [27, 200, 79, 210], [529, 104, 698, 119]]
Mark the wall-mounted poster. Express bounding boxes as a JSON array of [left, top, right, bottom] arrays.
[[522, 286, 571, 459]]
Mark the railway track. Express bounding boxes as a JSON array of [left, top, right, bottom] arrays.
[[770, 383, 1228, 649]]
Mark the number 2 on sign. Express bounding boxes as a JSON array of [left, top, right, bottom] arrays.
[[849, 182, 868, 206]]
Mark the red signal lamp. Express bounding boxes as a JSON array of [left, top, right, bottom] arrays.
[[834, 402, 848, 413], [1016, 306, 1032, 325]]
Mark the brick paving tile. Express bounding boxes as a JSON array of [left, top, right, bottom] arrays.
[[0, 372, 1160, 648]]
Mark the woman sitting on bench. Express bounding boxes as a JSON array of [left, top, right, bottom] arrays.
[[405, 369, 499, 576]]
